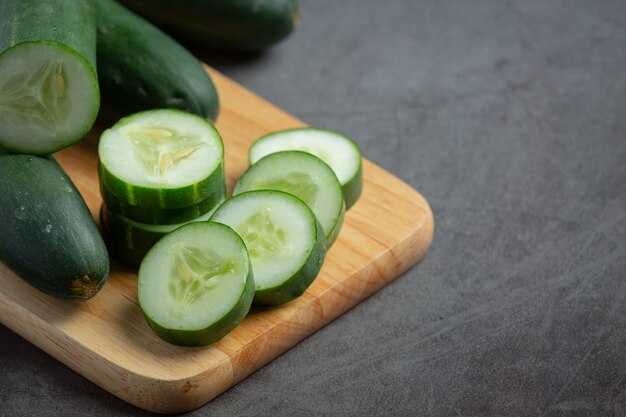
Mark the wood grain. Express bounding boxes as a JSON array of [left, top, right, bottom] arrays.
[[0, 67, 434, 414]]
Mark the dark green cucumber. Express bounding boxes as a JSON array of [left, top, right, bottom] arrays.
[[0, 0, 100, 154], [94, 0, 219, 122], [0, 155, 109, 299], [118, 0, 300, 51]]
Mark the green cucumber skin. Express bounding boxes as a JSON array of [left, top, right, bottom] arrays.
[[0, 155, 109, 299], [118, 0, 300, 51], [0, 0, 97, 69], [342, 164, 363, 210], [100, 205, 160, 268], [253, 211, 326, 307], [100, 179, 225, 225], [94, 0, 219, 122], [139, 222, 255, 346], [99, 160, 226, 210], [324, 199, 345, 248]]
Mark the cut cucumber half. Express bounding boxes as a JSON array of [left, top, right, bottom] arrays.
[[211, 190, 326, 306], [138, 222, 254, 346], [234, 151, 345, 247], [0, 42, 99, 154], [249, 128, 363, 209], [98, 109, 224, 209], [100, 200, 222, 267], [100, 179, 225, 225]]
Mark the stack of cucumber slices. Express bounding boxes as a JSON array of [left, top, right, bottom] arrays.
[[98, 109, 226, 267], [98, 110, 363, 346]]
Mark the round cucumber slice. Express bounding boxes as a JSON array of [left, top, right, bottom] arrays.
[[211, 190, 326, 306], [0, 41, 100, 154], [100, 200, 222, 267], [99, 179, 225, 225], [234, 151, 346, 247], [98, 109, 224, 209], [138, 222, 254, 346], [249, 128, 363, 209]]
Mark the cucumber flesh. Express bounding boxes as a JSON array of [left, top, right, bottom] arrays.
[[249, 128, 363, 208], [234, 151, 345, 247], [138, 222, 254, 346], [211, 190, 325, 306], [98, 109, 225, 209], [0, 42, 99, 154]]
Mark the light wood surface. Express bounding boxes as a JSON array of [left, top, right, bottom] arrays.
[[0, 67, 434, 414]]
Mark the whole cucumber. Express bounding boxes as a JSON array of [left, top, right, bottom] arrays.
[[94, 0, 219, 122], [0, 155, 109, 300], [118, 0, 300, 51]]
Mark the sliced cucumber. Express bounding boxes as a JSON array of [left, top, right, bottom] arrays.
[[100, 180, 225, 225], [98, 109, 224, 209], [211, 190, 325, 306], [100, 200, 221, 267], [234, 151, 345, 247], [249, 128, 363, 208], [138, 222, 254, 346], [0, 0, 100, 154]]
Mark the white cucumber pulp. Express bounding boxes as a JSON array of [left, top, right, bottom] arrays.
[[0, 42, 99, 154], [211, 190, 326, 306], [138, 222, 254, 346], [248, 128, 363, 209], [101, 199, 222, 267], [234, 151, 345, 247], [98, 109, 224, 209]]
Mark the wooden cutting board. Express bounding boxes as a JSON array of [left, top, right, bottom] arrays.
[[0, 67, 434, 414]]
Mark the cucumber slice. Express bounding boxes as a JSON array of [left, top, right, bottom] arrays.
[[249, 128, 363, 209], [211, 190, 326, 306], [98, 109, 225, 209], [100, 200, 222, 267], [100, 179, 225, 225], [138, 222, 254, 346], [234, 151, 345, 247], [0, 42, 100, 154]]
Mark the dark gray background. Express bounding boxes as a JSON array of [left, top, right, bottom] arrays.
[[2, 0, 625, 415]]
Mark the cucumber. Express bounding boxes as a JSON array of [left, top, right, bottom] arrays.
[[249, 128, 363, 209], [234, 151, 345, 247], [98, 109, 225, 209], [118, 0, 300, 51], [94, 0, 219, 122], [211, 190, 325, 306], [101, 201, 221, 268], [138, 222, 254, 346], [0, 0, 100, 154], [0, 155, 109, 299], [100, 181, 224, 225]]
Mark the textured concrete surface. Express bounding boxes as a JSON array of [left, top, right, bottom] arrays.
[[2, 0, 625, 415]]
